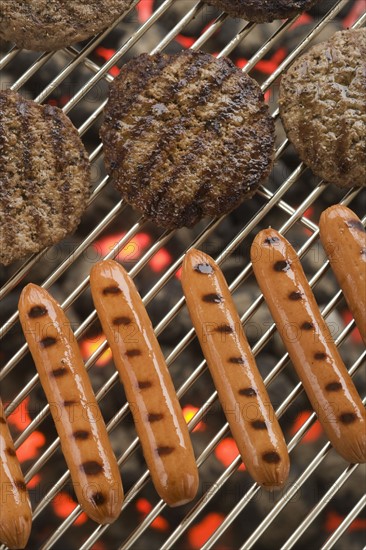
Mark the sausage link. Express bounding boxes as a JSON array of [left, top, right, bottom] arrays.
[[18, 284, 123, 524], [251, 228, 366, 463], [90, 260, 199, 507], [319, 205, 366, 345], [0, 398, 32, 549], [181, 249, 290, 489]]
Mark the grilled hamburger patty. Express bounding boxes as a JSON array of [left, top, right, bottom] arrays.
[[0, 0, 134, 50], [204, 0, 318, 22], [279, 29, 366, 189], [101, 50, 275, 229], [0, 90, 90, 265]]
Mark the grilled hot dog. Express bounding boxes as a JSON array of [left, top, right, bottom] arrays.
[[90, 260, 199, 507], [18, 284, 123, 524], [0, 398, 32, 549], [319, 204, 366, 345], [251, 228, 366, 463], [181, 249, 290, 489]]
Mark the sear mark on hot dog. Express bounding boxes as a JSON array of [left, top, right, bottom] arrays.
[[262, 451, 281, 464], [274, 260, 291, 272], [28, 305, 47, 318], [264, 236, 280, 245], [228, 357, 245, 364], [238, 387, 257, 397], [15, 480, 27, 492], [81, 461, 104, 475], [193, 262, 214, 274], [202, 293, 223, 303], [92, 492, 106, 506], [138, 380, 153, 389], [301, 321, 314, 330], [73, 430, 90, 440], [346, 219, 365, 232], [102, 286, 122, 295], [148, 413, 164, 422], [6, 447, 16, 457], [113, 316, 131, 326], [156, 446, 175, 456], [289, 291, 303, 301], [325, 381, 342, 392], [339, 412, 357, 424], [64, 399, 77, 407], [51, 367, 68, 378], [251, 420, 267, 430], [215, 324, 233, 334], [314, 352, 327, 360], [0, 417, 6, 424], [40, 336, 57, 348], [126, 349, 142, 357]]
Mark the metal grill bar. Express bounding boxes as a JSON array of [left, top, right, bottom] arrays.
[[1, 2, 365, 549]]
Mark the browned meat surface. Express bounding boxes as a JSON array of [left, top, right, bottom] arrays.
[[204, 0, 318, 22]]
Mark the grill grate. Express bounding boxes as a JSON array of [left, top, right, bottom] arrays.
[[1, 1, 365, 549]]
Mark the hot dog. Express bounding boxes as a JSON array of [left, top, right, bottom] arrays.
[[319, 205, 366, 345], [0, 398, 32, 549], [181, 249, 290, 489], [251, 228, 366, 464], [90, 260, 199, 507], [18, 284, 123, 524]]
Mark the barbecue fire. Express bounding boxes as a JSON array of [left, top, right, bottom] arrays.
[[80, 334, 112, 367]]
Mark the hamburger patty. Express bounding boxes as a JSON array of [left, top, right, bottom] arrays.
[[279, 29, 366, 189], [0, 0, 134, 51], [100, 50, 275, 229], [204, 0, 318, 22], [0, 90, 91, 265]]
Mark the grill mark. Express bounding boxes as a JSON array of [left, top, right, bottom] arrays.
[[156, 446, 175, 456], [138, 380, 152, 389], [262, 451, 281, 464], [264, 236, 280, 245], [40, 336, 57, 348], [92, 492, 106, 506], [194, 263, 213, 274], [215, 324, 233, 334], [0, 417, 6, 424], [28, 305, 48, 318], [73, 430, 90, 440], [81, 461, 104, 475], [301, 321, 314, 330], [228, 357, 245, 364], [339, 412, 357, 424], [43, 105, 70, 219], [64, 400, 77, 407], [239, 388, 257, 397], [314, 352, 327, 360], [274, 260, 291, 272], [202, 293, 223, 303], [325, 381, 342, 392], [6, 447, 16, 457], [113, 316, 131, 325], [346, 219, 365, 232], [147, 413, 164, 422], [15, 480, 27, 492], [51, 367, 68, 378], [126, 349, 142, 357], [251, 420, 267, 430], [102, 286, 121, 295], [289, 291, 303, 300]]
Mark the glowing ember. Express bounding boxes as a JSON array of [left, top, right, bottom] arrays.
[[136, 0, 154, 22], [52, 492, 88, 526], [136, 498, 170, 532], [27, 474, 41, 489], [95, 47, 120, 77], [17, 431, 46, 463], [80, 334, 112, 367], [92, 232, 151, 262], [7, 396, 32, 430], [325, 510, 366, 533], [290, 411, 323, 443], [149, 248, 172, 273], [188, 512, 225, 549], [182, 405, 206, 432], [342, 310, 362, 344], [215, 438, 245, 471]]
